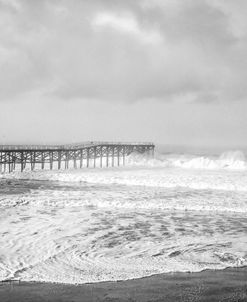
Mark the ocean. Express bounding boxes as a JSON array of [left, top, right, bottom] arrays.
[[0, 150, 247, 284]]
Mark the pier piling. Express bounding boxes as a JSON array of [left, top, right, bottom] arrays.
[[0, 142, 154, 173]]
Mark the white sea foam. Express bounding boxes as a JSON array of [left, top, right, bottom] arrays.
[[0, 151, 247, 284], [3, 162, 247, 193], [0, 185, 247, 284]]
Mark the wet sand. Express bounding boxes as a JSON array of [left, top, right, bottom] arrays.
[[0, 267, 246, 302]]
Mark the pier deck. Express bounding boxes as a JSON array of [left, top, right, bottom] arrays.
[[0, 142, 155, 173]]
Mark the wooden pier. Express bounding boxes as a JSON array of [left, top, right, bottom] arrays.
[[0, 142, 155, 173]]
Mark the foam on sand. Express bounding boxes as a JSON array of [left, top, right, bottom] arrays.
[[0, 178, 247, 284]]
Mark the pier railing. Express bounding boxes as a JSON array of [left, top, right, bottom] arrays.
[[0, 142, 155, 173]]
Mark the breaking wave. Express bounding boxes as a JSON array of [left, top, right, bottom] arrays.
[[127, 150, 247, 171]]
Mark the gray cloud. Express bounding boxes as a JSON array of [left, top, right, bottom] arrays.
[[0, 0, 247, 102]]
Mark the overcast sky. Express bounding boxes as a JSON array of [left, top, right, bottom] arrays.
[[0, 0, 247, 148]]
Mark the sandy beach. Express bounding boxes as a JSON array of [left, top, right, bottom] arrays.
[[0, 267, 246, 302]]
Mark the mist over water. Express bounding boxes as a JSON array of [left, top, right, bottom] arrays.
[[130, 149, 247, 170], [0, 150, 247, 284]]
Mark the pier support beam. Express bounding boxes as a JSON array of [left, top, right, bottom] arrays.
[[21, 152, 24, 172], [65, 151, 69, 169], [100, 146, 103, 168], [58, 151, 61, 170], [112, 146, 114, 167], [73, 151, 77, 169], [117, 147, 120, 166], [41, 153, 44, 169], [87, 148, 90, 168], [30, 152, 35, 171], [93, 146, 96, 168], [49, 152, 53, 170], [80, 149, 83, 168], [106, 146, 109, 167], [8, 152, 11, 173]]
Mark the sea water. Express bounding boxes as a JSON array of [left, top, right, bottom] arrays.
[[0, 150, 247, 284]]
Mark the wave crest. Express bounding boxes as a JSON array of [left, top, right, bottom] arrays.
[[127, 150, 247, 170]]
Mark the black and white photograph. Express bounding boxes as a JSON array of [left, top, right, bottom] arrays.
[[0, 0, 247, 301]]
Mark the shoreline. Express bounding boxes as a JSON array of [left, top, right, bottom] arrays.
[[0, 267, 246, 302]]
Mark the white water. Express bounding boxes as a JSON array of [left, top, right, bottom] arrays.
[[0, 151, 247, 284], [128, 150, 247, 170]]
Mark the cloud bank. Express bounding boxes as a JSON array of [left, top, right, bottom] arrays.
[[0, 0, 247, 103]]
